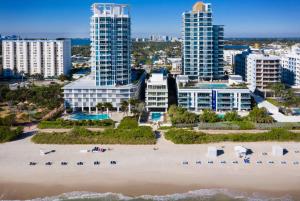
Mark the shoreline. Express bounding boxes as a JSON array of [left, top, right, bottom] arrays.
[[1, 181, 300, 200]]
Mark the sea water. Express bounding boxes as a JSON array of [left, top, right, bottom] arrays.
[[29, 189, 294, 201]]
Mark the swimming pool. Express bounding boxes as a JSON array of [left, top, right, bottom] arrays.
[[217, 114, 225, 119], [292, 108, 300, 115], [197, 83, 228, 89], [70, 113, 109, 121], [151, 112, 162, 122]]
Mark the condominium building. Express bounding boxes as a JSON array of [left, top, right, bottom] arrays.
[[182, 2, 224, 81], [91, 3, 131, 86], [246, 54, 281, 97], [146, 73, 168, 112], [63, 3, 144, 113], [2, 39, 71, 77], [281, 44, 300, 88], [176, 75, 251, 112]]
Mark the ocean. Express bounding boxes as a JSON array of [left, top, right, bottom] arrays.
[[71, 39, 90, 46], [30, 189, 294, 201]]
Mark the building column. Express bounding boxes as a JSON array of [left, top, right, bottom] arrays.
[[117, 107, 120, 112]]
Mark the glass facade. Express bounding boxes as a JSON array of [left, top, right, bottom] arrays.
[[182, 2, 224, 80], [91, 4, 131, 86]]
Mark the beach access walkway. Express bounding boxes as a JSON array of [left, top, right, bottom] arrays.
[[252, 93, 300, 123]]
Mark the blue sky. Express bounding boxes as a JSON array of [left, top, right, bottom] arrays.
[[0, 0, 299, 38]]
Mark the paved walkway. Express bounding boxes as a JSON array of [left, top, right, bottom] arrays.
[[252, 94, 300, 123]]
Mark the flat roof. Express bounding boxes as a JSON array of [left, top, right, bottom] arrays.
[[63, 75, 137, 90]]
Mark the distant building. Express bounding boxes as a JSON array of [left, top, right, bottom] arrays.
[[167, 58, 182, 75], [281, 44, 300, 88], [182, 2, 224, 81], [224, 50, 243, 74], [176, 75, 251, 112], [2, 39, 71, 78], [146, 73, 168, 112]]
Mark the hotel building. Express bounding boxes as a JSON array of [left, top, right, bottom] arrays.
[[146, 73, 168, 112], [182, 2, 224, 81], [2, 39, 71, 77], [63, 3, 145, 113]]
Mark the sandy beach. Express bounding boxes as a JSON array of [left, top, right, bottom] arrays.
[[1, 130, 300, 200]]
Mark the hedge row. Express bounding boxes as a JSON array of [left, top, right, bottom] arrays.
[[32, 126, 155, 145], [165, 128, 300, 144], [38, 119, 115, 129], [0, 126, 23, 143]]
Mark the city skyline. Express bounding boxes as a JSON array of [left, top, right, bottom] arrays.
[[0, 0, 300, 38]]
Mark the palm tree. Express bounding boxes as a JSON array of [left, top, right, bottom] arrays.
[[128, 98, 140, 114], [120, 100, 129, 115], [104, 102, 113, 114], [96, 102, 104, 114]]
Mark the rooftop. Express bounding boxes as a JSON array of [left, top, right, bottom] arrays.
[[177, 79, 249, 91], [92, 3, 129, 17]]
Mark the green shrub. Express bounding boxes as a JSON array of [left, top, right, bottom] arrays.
[[0, 126, 23, 143], [0, 114, 16, 126], [199, 122, 239, 130], [38, 119, 115, 129], [158, 126, 174, 130], [199, 109, 220, 123], [165, 128, 300, 144], [168, 105, 198, 125], [224, 111, 241, 122], [118, 116, 138, 129], [32, 126, 155, 145], [234, 121, 255, 130], [247, 107, 274, 123]]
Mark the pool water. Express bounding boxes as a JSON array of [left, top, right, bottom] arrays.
[[70, 113, 109, 121], [151, 112, 162, 122], [197, 83, 228, 89], [293, 108, 300, 115], [217, 114, 225, 119]]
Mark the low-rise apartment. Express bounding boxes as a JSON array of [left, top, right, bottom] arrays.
[[146, 73, 168, 112], [176, 75, 251, 112]]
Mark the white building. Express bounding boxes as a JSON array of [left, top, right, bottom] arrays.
[[224, 50, 243, 74], [246, 53, 281, 97], [2, 39, 71, 78], [146, 73, 168, 112], [176, 75, 251, 112], [167, 58, 182, 75], [228, 75, 244, 85], [63, 73, 145, 113], [281, 44, 300, 88], [63, 3, 145, 113]]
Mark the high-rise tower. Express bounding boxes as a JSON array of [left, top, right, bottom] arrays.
[[182, 2, 224, 81], [91, 3, 131, 86]]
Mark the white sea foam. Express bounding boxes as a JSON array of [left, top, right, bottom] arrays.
[[22, 189, 294, 201]]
